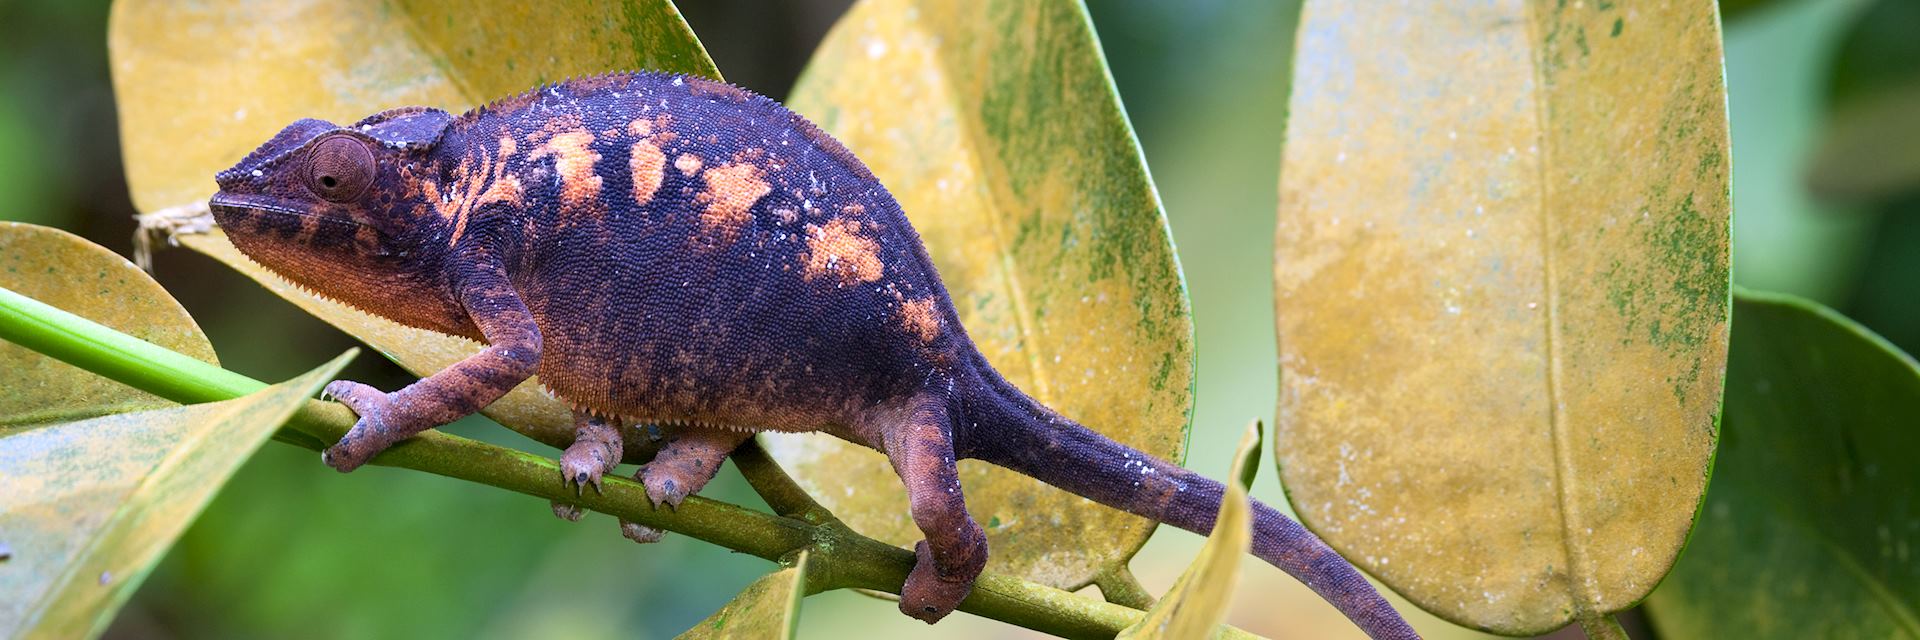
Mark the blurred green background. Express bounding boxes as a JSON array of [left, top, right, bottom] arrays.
[[0, 0, 1913, 638]]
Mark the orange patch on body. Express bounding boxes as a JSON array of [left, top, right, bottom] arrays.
[[533, 129, 603, 212], [627, 118, 653, 137], [898, 297, 941, 342], [477, 174, 525, 209], [802, 218, 885, 285], [629, 140, 668, 205], [675, 153, 704, 176], [694, 162, 772, 246], [427, 135, 526, 246]]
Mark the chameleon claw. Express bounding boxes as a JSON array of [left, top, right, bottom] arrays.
[[551, 501, 584, 522], [638, 465, 690, 510], [559, 420, 619, 496], [619, 521, 664, 544]]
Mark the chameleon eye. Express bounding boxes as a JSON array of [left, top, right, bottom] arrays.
[[305, 135, 376, 202]]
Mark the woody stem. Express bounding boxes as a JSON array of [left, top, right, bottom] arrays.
[[0, 284, 1259, 639]]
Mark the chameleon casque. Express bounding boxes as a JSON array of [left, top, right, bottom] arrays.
[[208, 71, 1416, 638]]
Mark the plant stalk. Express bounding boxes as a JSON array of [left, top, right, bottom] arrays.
[[1092, 567, 1157, 610], [1577, 613, 1629, 640], [0, 283, 1260, 639]]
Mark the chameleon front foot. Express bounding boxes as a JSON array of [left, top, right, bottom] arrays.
[[320, 380, 398, 473]]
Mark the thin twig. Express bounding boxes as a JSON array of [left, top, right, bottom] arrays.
[[732, 436, 831, 522]]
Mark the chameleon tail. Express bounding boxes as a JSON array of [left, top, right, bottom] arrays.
[[957, 374, 1419, 640]]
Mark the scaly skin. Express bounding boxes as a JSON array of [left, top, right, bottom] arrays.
[[208, 71, 1417, 638]]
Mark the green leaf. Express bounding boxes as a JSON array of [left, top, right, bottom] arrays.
[[1805, 81, 1920, 204], [1823, 0, 1920, 107], [0, 353, 353, 639], [0, 223, 216, 426], [1274, 1, 1732, 634], [1718, 0, 1787, 22], [767, 0, 1196, 591], [1805, 0, 1920, 204], [1117, 421, 1258, 640], [106, 0, 718, 456], [677, 551, 810, 640], [1646, 291, 1920, 638]]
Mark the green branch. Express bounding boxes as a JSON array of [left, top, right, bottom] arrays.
[[0, 284, 1253, 639]]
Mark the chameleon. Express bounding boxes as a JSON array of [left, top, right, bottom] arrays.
[[207, 71, 1416, 638]]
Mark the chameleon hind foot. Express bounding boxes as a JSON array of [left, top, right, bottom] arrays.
[[559, 414, 623, 492], [551, 413, 625, 522], [637, 426, 752, 509]]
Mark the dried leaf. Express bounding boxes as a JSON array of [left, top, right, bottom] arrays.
[[1117, 421, 1258, 640], [1647, 291, 1920, 638], [0, 354, 352, 639], [1275, 1, 1731, 633], [764, 0, 1195, 590], [678, 551, 810, 640], [0, 222, 216, 426]]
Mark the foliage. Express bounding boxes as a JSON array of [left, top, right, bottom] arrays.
[[1116, 421, 1260, 640], [0, 223, 351, 638], [680, 551, 811, 640], [778, 0, 1193, 592], [0, 0, 1916, 638], [1646, 291, 1920, 637], [1276, 1, 1731, 634]]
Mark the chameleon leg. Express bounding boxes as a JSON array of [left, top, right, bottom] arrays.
[[322, 257, 540, 472], [636, 426, 752, 509], [551, 412, 623, 522], [882, 397, 987, 624]]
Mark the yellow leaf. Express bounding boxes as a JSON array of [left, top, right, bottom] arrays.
[[109, 0, 717, 215], [0, 354, 352, 639], [678, 551, 810, 640], [107, 0, 718, 456], [766, 0, 1196, 591], [0, 223, 216, 426], [1274, 1, 1731, 634], [1118, 421, 1260, 640]]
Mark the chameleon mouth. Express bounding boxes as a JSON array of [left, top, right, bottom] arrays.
[[208, 192, 371, 233], [209, 192, 302, 220]]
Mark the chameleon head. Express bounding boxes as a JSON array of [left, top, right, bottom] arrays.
[[208, 107, 473, 335]]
